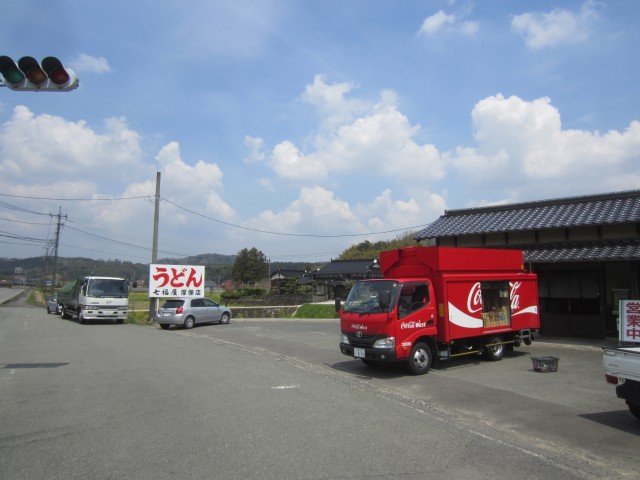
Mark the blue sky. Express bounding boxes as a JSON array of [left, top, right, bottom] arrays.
[[1, 1, 639, 264]]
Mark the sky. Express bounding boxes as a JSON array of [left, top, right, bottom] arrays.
[[1, 0, 639, 265]]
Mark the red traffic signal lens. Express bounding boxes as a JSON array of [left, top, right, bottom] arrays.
[[18, 56, 47, 86], [0, 56, 25, 85], [41, 56, 70, 85]]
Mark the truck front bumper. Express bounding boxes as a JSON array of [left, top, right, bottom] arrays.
[[340, 343, 397, 363], [81, 308, 128, 320]]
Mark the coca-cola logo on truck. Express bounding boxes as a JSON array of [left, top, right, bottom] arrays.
[[466, 281, 522, 314]]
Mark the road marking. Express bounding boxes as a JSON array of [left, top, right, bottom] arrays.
[[271, 385, 299, 390]]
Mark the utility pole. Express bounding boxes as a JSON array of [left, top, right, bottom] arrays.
[[149, 172, 161, 322], [50, 207, 66, 295]]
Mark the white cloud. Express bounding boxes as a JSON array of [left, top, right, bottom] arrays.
[[511, 1, 599, 49], [268, 76, 445, 185], [302, 74, 371, 130], [70, 54, 111, 74], [449, 94, 640, 198], [154, 141, 235, 220], [0, 106, 142, 181], [243, 135, 265, 163], [419, 10, 479, 36], [268, 140, 328, 183]]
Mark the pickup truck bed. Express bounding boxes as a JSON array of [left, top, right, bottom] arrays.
[[603, 346, 640, 419]]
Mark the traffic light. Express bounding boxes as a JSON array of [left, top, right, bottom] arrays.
[[0, 56, 78, 92]]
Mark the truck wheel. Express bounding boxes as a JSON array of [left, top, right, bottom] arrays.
[[627, 402, 640, 420], [484, 336, 504, 361], [183, 316, 195, 329], [61, 307, 68, 320], [407, 342, 432, 375], [78, 311, 85, 324]]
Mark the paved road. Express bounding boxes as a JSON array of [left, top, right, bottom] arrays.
[[1, 295, 638, 479], [0, 288, 24, 305]]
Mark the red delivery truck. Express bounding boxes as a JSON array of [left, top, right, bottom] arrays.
[[337, 246, 540, 374]]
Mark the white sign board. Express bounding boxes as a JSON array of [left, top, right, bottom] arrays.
[[149, 264, 205, 298], [620, 300, 640, 343]]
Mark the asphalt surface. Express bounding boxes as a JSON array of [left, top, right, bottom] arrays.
[[2, 288, 639, 479]]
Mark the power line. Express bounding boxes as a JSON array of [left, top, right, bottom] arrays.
[[161, 197, 428, 238], [0, 192, 150, 201]]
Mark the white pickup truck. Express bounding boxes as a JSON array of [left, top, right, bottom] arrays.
[[603, 345, 640, 419]]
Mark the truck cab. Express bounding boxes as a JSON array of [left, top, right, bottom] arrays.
[[339, 279, 438, 373]]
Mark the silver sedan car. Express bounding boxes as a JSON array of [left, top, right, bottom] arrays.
[[156, 297, 231, 330], [46, 294, 61, 314]]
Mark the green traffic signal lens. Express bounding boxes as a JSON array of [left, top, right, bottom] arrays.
[[4, 68, 25, 84], [0, 55, 25, 85]]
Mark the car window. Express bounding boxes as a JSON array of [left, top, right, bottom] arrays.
[[162, 300, 184, 309], [191, 299, 204, 308], [203, 298, 218, 307]]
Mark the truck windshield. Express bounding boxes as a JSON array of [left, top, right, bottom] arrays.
[[87, 279, 128, 298], [343, 281, 398, 314]]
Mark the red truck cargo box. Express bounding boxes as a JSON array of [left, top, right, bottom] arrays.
[[379, 246, 525, 278]]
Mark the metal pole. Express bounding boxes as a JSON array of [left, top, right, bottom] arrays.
[[149, 172, 160, 322]]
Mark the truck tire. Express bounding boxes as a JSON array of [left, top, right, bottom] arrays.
[[61, 306, 69, 320], [484, 336, 505, 361], [627, 402, 640, 420], [78, 310, 85, 324], [407, 342, 432, 375]]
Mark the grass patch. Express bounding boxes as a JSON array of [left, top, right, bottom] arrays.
[[293, 303, 339, 319], [127, 310, 152, 325]]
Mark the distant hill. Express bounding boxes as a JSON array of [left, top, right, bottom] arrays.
[[0, 253, 325, 285]]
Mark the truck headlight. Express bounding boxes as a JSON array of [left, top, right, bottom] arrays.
[[373, 337, 395, 349], [340, 333, 350, 345]]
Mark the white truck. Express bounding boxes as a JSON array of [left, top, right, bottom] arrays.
[[59, 276, 129, 324], [603, 345, 640, 419]]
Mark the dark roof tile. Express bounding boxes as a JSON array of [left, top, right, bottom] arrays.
[[417, 190, 640, 239]]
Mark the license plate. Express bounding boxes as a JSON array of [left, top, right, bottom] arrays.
[[354, 348, 365, 358]]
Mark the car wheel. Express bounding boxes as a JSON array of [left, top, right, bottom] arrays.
[[220, 312, 230, 324], [183, 316, 195, 329], [160, 324, 170, 330], [47, 306, 52, 314]]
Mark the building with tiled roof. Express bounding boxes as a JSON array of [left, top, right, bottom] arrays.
[[415, 190, 640, 338], [311, 259, 382, 299]]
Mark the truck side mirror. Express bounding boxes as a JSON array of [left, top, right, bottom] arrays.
[[335, 298, 341, 312]]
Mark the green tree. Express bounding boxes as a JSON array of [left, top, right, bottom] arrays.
[[338, 232, 418, 260], [231, 247, 269, 285]]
